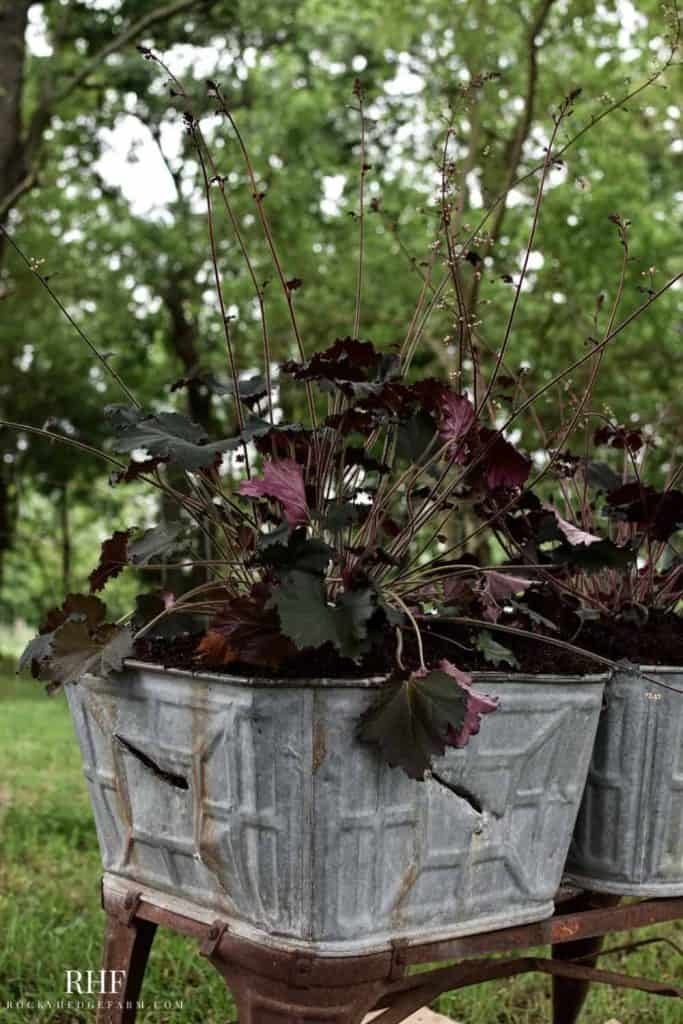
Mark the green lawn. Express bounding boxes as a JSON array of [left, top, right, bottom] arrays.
[[0, 661, 680, 1023]]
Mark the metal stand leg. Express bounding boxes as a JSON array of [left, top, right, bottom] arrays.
[[551, 892, 621, 1024], [206, 956, 384, 1024], [94, 879, 682, 1024], [96, 901, 157, 1024]]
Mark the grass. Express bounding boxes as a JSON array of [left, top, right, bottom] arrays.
[[0, 660, 680, 1023]]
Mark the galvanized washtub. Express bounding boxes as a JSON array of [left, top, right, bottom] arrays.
[[565, 667, 683, 896], [66, 661, 605, 955]]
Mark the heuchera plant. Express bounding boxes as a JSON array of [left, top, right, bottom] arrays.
[[7, 49, 681, 779], [503, 416, 683, 628]]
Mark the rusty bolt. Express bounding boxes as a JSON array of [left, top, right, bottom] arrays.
[[208, 926, 219, 941]]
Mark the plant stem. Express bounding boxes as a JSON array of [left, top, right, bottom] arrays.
[[0, 224, 140, 407], [352, 80, 366, 340]]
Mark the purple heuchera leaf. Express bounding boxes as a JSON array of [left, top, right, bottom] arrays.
[[605, 483, 683, 542], [439, 393, 475, 457], [550, 509, 602, 546], [594, 423, 644, 452], [481, 430, 531, 490], [480, 571, 536, 623], [485, 570, 535, 601], [282, 337, 380, 383], [239, 459, 309, 526], [437, 658, 499, 748]]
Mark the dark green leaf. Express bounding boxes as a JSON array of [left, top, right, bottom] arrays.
[[271, 573, 378, 658], [509, 599, 558, 632], [320, 501, 362, 532], [550, 539, 634, 573], [335, 587, 377, 658], [46, 621, 134, 689], [584, 460, 621, 492], [128, 522, 184, 566], [257, 531, 333, 576], [208, 373, 268, 403], [109, 457, 168, 486], [240, 416, 287, 441], [358, 669, 468, 779], [19, 594, 133, 691], [396, 409, 438, 464], [476, 631, 519, 668], [48, 620, 101, 686], [258, 522, 291, 549], [270, 571, 339, 650], [106, 405, 242, 470], [378, 597, 406, 628]]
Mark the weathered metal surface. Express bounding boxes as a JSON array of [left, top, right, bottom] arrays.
[[565, 667, 683, 895], [97, 879, 683, 1024], [68, 663, 604, 955], [102, 874, 683, 977]]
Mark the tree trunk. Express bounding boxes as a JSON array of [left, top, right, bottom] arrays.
[[161, 275, 217, 592], [0, 1, 207, 246], [442, 0, 556, 560], [0, 2, 32, 248], [162, 274, 215, 432]]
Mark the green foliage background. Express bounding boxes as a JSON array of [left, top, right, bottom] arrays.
[[0, 0, 681, 633]]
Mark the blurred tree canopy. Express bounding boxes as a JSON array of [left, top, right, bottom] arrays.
[[0, 0, 681, 628]]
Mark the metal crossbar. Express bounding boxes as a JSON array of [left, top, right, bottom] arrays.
[[96, 879, 683, 1024]]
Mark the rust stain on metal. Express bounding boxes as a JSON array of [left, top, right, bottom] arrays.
[[392, 863, 418, 927], [96, 879, 683, 1022], [85, 690, 117, 747], [198, 820, 232, 900], [111, 745, 135, 865], [312, 718, 327, 774], [83, 689, 135, 865], [191, 683, 233, 902], [191, 682, 210, 761], [554, 920, 581, 941]]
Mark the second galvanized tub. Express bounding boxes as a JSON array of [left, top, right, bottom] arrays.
[[565, 667, 683, 896], [66, 662, 605, 955]]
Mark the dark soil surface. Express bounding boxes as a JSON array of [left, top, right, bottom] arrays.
[[572, 609, 683, 667], [131, 610, 683, 679]]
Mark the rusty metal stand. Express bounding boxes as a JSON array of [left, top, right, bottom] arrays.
[[206, 955, 385, 1023], [551, 890, 622, 1024], [99, 890, 157, 1024], [97, 880, 683, 1024]]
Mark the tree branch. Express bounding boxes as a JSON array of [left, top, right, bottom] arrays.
[[3, 0, 203, 222], [0, 170, 37, 222], [467, 0, 556, 314], [53, 0, 204, 106]]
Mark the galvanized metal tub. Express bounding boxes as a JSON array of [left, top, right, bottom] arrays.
[[66, 661, 605, 955], [565, 667, 683, 896]]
